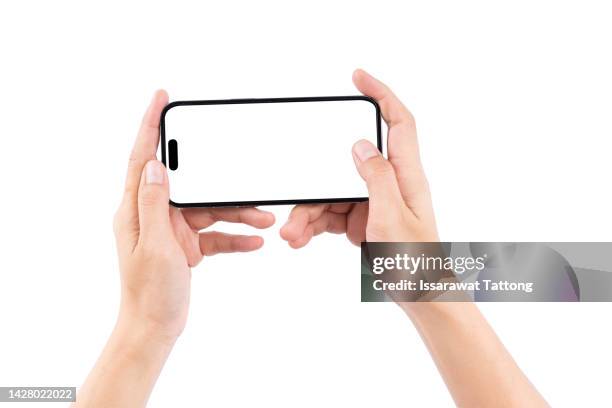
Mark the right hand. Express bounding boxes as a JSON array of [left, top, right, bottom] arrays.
[[280, 69, 438, 246]]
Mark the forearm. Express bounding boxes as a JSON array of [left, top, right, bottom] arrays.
[[73, 317, 175, 407], [401, 302, 548, 407]]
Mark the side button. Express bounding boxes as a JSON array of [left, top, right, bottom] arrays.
[[168, 139, 179, 170]]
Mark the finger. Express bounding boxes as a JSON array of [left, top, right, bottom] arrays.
[[352, 139, 404, 214], [328, 203, 354, 214], [346, 202, 368, 246], [353, 69, 430, 214], [288, 212, 347, 249], [352, 69, 414, 128], [182, 207, 275, 231], [123, 90, 169, 207], [288, 224, 314, 249], [280, 204, 328, 241], [137, 160, 171, 245], [199, 232, 264, 256], [317, 211, 347, 234]]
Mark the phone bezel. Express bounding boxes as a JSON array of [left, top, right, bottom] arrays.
[[160, 95, 382, 208]]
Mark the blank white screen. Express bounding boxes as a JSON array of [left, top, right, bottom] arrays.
[[162, 98, 379, 205]]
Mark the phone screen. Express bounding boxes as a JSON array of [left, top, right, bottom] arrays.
[[161, 96, 381, 207]]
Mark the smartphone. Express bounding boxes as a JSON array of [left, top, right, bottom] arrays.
[[160, 96, 381, 207]]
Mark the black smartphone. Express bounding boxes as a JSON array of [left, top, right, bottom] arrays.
[[160, 96, 381, 207]]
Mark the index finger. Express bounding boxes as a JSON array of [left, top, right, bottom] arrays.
[[352, 69, 415, 129], [352, 70, 419, 166], [123, 90, 169, 204], [352, 69, 430, 215]]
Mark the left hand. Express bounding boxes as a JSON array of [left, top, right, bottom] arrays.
[[113, 90, 275, 342]]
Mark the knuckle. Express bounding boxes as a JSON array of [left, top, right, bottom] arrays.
[[402, 111, 416, 129], [397, 120, 416, 136], [113, 207, 126, 234], [126, 157, 139, 177], [365, 159, 395, 180], [138, 188, 160, 207], [203, 240, 219, 256], [127, 150, 141, 167]]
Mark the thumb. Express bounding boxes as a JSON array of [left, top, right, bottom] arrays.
[[137, 160, 171, 243], [352, 140, 404, 208]]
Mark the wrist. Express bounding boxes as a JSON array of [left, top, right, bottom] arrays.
[[75, 311, 176, 406], [113, 312, 179, 353], [116, 295, 188, 345], [399, 301, 479, 327]]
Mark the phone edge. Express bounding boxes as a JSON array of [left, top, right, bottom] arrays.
[[159, 95, 382, 208]]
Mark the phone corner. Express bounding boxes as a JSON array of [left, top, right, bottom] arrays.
[[168, 198, 184, 208], [356, 95, 381, 112], [160, 101, 182, 121]]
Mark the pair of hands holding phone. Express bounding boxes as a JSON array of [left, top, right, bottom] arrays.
[[112, 69, 438, 343], [78, 70, 548, 408]]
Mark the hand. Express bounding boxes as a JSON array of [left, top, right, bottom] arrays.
[[113, 90, 275, 342], [280, 69, 438, 247]]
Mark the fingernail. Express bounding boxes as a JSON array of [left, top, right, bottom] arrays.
[[145, 160, 164, 185], [353, 140, 379, 162]]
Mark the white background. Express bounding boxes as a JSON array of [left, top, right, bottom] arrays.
[[1, 1, 611, 407]]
